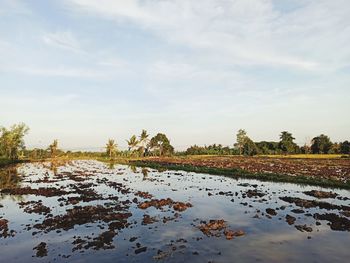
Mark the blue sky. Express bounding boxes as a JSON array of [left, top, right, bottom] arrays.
[[0, 0, 349, 151]]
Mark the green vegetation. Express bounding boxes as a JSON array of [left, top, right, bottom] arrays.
[[0, 123, 29, 160], [185, 144, 237, 155], [106, 139, 117, 159], [279, 131, 298, 154], [149, 133, 174, 156], [1, 122, 349, 188], [311, 134, 333, 154]]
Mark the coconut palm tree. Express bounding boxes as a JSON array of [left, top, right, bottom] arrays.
[[105, 139, 117, 159], [138, 129, 149, 156], [126, 135, 139, 152]]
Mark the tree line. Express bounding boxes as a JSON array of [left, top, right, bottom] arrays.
[[0, 123, 175, 161], [185, 129, 350, 156], [1, 123, 349, 161]]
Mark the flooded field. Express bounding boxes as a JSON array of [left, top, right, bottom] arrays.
[[0, 160, 350, 262]]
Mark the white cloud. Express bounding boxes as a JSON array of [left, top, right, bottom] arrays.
[[0, 0, 31, 16], [65, 0, 350, 72], [42, 31, 82, 52], [5, 65, 106, 79]]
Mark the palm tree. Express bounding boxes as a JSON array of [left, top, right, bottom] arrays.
[[106, 139, 117, 159], [49, 139, 58, 158], [138, 129, 149, 156], [126, 135, 139, 152]]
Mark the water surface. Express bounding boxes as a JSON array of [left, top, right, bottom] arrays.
[[0, 160, 349, 262]]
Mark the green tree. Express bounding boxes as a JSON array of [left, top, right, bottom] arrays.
[[279, 131, 298, 154], [126, 135, 139, 152], [311, 134, 333, 154], [105, 139, 117, 159], [235, 129, 247, 155], [0, 123, 29, 160], [149, 133, 174, 156], [340, 141, 350, 154], [48, 140, 59, 158], [242, 137, 258, 156]]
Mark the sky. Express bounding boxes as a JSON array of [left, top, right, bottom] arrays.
[[0, 0, 349, 151]]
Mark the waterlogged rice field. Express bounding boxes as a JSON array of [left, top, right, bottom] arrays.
[[0, 160, 350, 262]]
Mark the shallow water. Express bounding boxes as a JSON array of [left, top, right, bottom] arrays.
[[0, 160, 349, 262]]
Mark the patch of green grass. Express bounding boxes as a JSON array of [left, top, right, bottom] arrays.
[[130, 160, 350, 190], [0, 158, 28, 168]]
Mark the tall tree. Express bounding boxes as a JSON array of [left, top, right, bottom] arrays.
[[126, 135, 139, 152], [235, 129, 247, 155], [138, 129, 149, 156], [279, 131, 298, 154], [105, 139, 117, 159], [49, 140, 59, 158], [149, 133, 174, 156], [311, 134, 332, 154], [0, 123, 29, 160], [242, 137, 258, 156]]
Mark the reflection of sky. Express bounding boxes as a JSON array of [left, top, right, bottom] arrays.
[[0, 160, 349, 262]]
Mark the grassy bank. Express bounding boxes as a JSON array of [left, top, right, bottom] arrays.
[[0, 158, 29, 168], [129, 160, 350, 190]]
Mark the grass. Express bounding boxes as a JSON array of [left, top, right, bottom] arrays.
[[129, 160, 350, 190], [0, 158, 29, 168]]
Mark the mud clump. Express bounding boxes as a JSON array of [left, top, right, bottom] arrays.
[[0, 219, 9, 238], [19, 201, 51, 215], [286, 214, 296, 225], [295, 224, 313, 232], [173, 202, 192, 212], [280, 196, 350, 211], [138, 198, 174, 210], [34, 205, 131, 231], [198, 219, 245, 240], [142, 214, 158, 225], [138, 198, 192, 212], [304, 190, 338, 199], [33, 242, 47, 257], [135, 246, 147, 254], [245, 189, 266, 198], [314, 213, 350, 231], [266, 208, 277, 216], [135, 191, 153, 199], [224, 229, 245, 240], [1, 187, 69, 197]]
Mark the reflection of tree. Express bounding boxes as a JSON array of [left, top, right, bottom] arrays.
[[0, 166, 24, 201], [49, 162, 58, 175], [142, 168, 149, 180], [43, 160, 70, 176], [108, 162, 115, 170], [0, 167, 21, 189], [129, 165, 137, 173]]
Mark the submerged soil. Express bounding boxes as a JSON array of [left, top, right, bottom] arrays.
[[137, 156, 350, 183], [0, 160, 349, 262]]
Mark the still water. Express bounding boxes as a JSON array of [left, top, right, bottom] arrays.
[[0, 160, 349, 262]]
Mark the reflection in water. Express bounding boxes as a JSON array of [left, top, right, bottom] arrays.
[[108, 162, 115, 170], [129, 165, 137, 173], [142, 168, 149, 180], [0, 160, 349, 263], [0, 166, 24, 202], [0, 166, 21, 189]]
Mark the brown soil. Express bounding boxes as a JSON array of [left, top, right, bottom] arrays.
[[141, 156, 350, 182]]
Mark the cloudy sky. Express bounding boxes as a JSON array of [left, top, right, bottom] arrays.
[[0, 0, 349, 150]]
